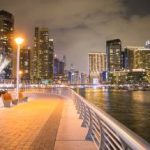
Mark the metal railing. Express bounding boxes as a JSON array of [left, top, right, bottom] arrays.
[[49, 87, 150, 150]]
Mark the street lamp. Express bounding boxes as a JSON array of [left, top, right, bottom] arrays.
[[15, 37, 24, 99]]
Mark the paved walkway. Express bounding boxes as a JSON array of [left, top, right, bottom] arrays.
[[0, 91, 96, 150], [0, 94, 64, 150], [54, 100, 96, 150]]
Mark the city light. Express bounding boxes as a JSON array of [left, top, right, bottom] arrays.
[[15, 37, 24, 45], [15, 37, 24, 99]]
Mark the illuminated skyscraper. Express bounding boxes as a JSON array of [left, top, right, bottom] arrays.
[[20, 47, 31, 81], [53, 57, 65, 76], [88, 52, 106, 84], [106, 39, 122, 71], [124, 46, 150, 70], [123, 46, 150, 83], [32, 27, 54, 83], [0, 10, 14, 80]]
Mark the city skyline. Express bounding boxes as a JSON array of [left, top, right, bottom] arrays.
[[0, 0, 150, 73]]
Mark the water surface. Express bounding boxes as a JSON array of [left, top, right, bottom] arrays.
[[75, 88, 150, 143]]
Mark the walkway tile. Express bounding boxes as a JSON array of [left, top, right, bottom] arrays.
[[0, 94, 64, 150], [54, 100, 96, 150]]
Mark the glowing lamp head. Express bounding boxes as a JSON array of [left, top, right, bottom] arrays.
[[15, 37, 24, 45], [19, 70, 23, 75]]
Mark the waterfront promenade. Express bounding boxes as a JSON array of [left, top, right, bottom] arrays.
[[0, 90, 96, 150]]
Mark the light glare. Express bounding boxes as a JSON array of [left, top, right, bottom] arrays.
[[15, 37, 24, 45]]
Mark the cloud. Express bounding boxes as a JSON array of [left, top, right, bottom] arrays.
[[0, 0, 150, 73]]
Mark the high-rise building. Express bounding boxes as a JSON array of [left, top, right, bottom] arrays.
[[32, 27, 54, 83], [53, 57, 66, 84], [124, 46, 150, 70], [53, 57, 59, 76], [80, 73, 88, 84], [124, 46, 150, 82], [106, 39, 122, 71], [53, 57, 65, 76], [0, 10, 14, 80], [68, 70, 79, 85], [88, 52, 106, 84], [68, 64, 79, 84], [20, 47, 31, 81]]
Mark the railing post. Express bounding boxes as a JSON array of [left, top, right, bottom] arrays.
[[47, 87, 150, 150], [81, 104, 88, 127], [99, 120, 106, 150], [79, 101, 84, 119], [85, 107, 93, 141]]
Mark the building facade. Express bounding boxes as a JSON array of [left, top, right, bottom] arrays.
[[20, 47, 31, 82], [106, 39, 122, 71], [68, 70, 79, 85], [31, 27, 54, 83], [0, 10, 14, 80], [88, 52, 106, 84], [124, 46, 150, 82], [80, 73, 88, 84], [124, 46, 150, 70], [54, 58, 65, 76], [53, 57, 65, 84]]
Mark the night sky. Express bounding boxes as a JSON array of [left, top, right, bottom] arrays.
[[0, 0, 150, 73]]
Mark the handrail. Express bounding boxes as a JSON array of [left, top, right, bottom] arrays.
[[50, 87, 150, 150]]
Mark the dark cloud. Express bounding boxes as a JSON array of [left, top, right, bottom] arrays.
[[0, 0, 150, 73], [123, 0, 150, 16]]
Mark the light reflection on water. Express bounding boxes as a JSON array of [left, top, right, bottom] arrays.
[[75, 88, 150, 143]]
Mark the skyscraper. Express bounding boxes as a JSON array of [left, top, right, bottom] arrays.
[[0, 10, 14, 80], [124, 46, 150, 70], [124, 46, 150, 83], [20, 47, 31, 81], [88, 52, 106, 84], [53, 57, 65, 84], [106, 39, 122, 71], [32, 27, 54, 83]]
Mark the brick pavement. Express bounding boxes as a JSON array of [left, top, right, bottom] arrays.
[[0, 94, 64, 150]]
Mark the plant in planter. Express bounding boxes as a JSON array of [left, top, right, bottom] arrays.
[[19, 91, 28, 102], [2, 92, 18, 107], [12, 99, 18, 105], [2, 92, 12, 107]]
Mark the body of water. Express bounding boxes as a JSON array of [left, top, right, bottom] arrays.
[[75, 88, 150, 143]]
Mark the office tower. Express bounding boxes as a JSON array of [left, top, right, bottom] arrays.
[[20, 47, 31, 82], [53, 57, 65, 83], [54, 57, 65, 76], [0, 10, 14, 80], [59, 61, 65, 75], [106, 39, 122, 71], [81, 73, 88, 84], [88, 52, 106, 84], [32, 27, 54, 83], [68, 70, 79, 85], [124, 46, 150, 70], [124, 46, 150, 82], [68, 64, 79, 84], [53, 57, 59, 76]]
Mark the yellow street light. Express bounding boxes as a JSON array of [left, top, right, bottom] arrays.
[[15, 37, 24, 45], [15, 37, 24, 99], [19, 70, 23, 75]]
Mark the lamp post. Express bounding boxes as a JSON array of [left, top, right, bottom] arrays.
[[15, 37, 24, 99]]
